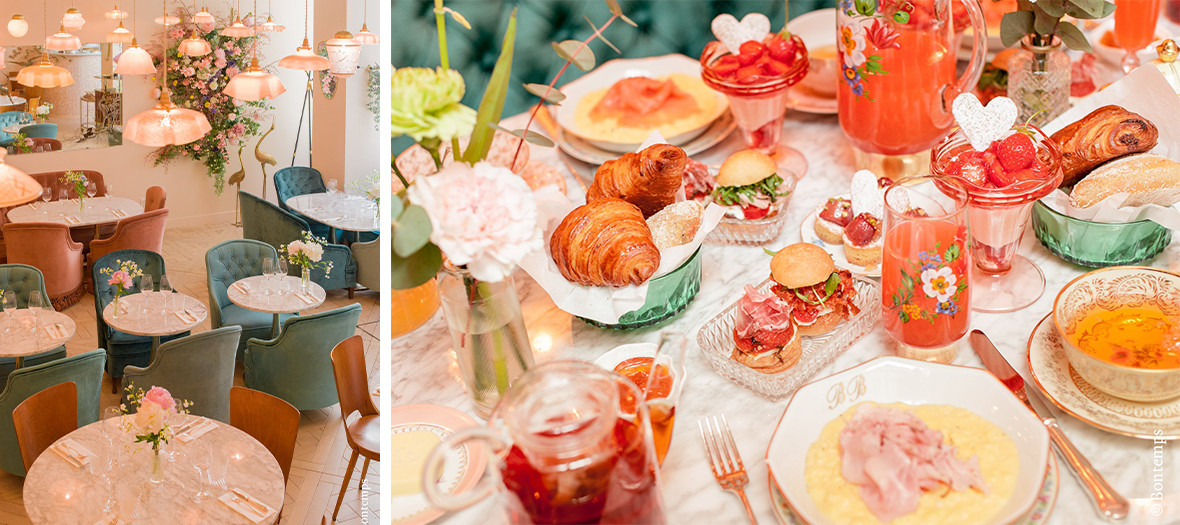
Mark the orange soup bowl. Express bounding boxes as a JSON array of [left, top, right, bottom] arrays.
[[1052, 266, 1180, 402]]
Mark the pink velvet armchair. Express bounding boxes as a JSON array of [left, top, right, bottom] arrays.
[[144, 186, 166, 212], [2, 222, 85, 309], [87, 209, 168, 268]]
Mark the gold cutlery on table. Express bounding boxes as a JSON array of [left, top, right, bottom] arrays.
[[699, 415, 758, 525], [231, 488, 271, 516], [970, 329, 1129, 521]]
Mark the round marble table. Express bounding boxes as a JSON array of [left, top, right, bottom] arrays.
[[227, 275, 325, 337], [0, 309, 75, 367], [7, 196, 144, 232], [0, 96, 27, 114], [394, 110, 1180, 525], [23, 415, 284, 524], [103, 293, 207, 358], [285, 192, 379, 243], [2, 123, 29, 134]]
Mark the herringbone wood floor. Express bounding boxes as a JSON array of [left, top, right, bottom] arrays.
[[0, 223, 381, 524]]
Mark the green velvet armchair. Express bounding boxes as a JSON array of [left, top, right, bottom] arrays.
[[205, 239, 295, 357], [123, 326, 242, 424], [351, 236, 380, 292], [0, 264, 66, 380], [92, 250, 188, 393], [238, 191, 358, 294], [244, 303, 363, 411], [273, 166, 333, 240], [0, 349, 105, 477]]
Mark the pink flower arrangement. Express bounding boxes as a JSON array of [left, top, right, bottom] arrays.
[[282, 232, 333, 276], [107, 270, 133, 290], [121, 385, 191, 452]]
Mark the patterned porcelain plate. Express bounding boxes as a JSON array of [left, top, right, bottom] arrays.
[[556, 110, 736, 166], [391, 404, 487, 524], [1027, 313, 1180, 440], [768, 454, 1060, 525]]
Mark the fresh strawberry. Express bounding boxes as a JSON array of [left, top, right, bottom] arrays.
[[741, 205, 770, 220], [986, 157, 1017, 187], [959, 161, 988, 187], [736, 41, 765, 66], [766, 34, 798, 64], [997, 132, 1036, 171], [735, 65, 762, 83], [712, 55, 741, 76], [764, 58, 792, 76]]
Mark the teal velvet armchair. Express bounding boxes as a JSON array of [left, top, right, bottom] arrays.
[[244, 303, 363, 410], [273, 166, 333, 240], [351, 236, 380, 292], [123, 326, 242, 423], [0, 264, 66, 380], [0, 111, 32, 147], [205, 239, 295, 357], [92, 250, 188, 393], [238, 191, 358, 294], [0, 349, 105, 477]]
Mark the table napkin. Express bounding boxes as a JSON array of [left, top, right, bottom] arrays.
[[27, 202, 36, 210], [295, 292, 317, 305], [233, 281, 251, 295], [63, 215, 82, 225], [174, 310, 197, 324], [176, 419, 217, 444], [52, 438, 91, 468], [219, 490, 273, 523], [43, 324, 64, 339]]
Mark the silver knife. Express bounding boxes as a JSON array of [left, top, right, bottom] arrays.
[[970, 329, 1129, 521], [231, 488, 271, 516]]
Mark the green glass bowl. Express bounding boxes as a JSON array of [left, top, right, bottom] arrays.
[[579, 247, 703, 330], [1031, 201, 1173, 268]]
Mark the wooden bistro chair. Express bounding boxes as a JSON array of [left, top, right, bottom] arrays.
[[13, 381, 78, 472], [230, 386, 298, 521], [329, 335, 379, 521]]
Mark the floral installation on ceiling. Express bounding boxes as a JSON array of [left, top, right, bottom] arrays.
[[145, 6, 273, 194]]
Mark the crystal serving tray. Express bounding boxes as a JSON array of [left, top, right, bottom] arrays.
[[696, 276, 880, 400]]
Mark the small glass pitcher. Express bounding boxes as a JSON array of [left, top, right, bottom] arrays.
[[423, 360, 667, 524]]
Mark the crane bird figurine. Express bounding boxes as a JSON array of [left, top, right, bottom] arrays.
[[255, 121, 277, 199], [228, 143, 247, 226]]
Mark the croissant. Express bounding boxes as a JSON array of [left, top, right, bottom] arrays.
[[1050, 105, 1158, 187], [586, 144, 687, 217], [550, 198, 661, 287]]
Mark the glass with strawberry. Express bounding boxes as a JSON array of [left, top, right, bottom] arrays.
[[931, 120, 1064, 313], [700, 29, 810, 178]]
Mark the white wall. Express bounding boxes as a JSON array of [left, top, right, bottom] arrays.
[[0, 0, 380, 227]]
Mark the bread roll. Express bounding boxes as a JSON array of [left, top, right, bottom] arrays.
[[1069, 154, 1180, 209], [646, 200, 703, 250], [550, 198, 661, 287], [771, 243, 835, 288], [1050, 105, 1158, 187], [731, 330, 801, 374], [587, 144, 687, 217]]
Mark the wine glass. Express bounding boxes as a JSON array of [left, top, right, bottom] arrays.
[[327, 179, 338, 194], [28, 291, 44, 334], [1, 291, 14, 335], [262, 258, 276, 295], [276, 257, 288, 296], [40, 186, 51, 214], [191, 441, 214, 503], [159, 274, 172, 315], [139, 274, 154, 315], [101, 406, 122, 513], [85, 181, 97, 200], [1114, 0, 1163, 73]]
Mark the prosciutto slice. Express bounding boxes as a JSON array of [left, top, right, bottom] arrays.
[[839, 405, 987, 522], [734, 285, 793, 341]]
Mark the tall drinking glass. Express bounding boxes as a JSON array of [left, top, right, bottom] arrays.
[[262, 258, 276, 295], [159, 274, 172, 314], [139, 274, 154, 316], [882, 176, 971, 363], [1114, 0, 1163, 73], [40, 186, 51, 214], [101, 406, 121, 513], [2, 290, 15, 334], [276, 257, 289, 296], [930, 126, 1063, 312], [837, 0, 987, 179]]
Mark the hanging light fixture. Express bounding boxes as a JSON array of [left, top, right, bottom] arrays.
[[278, 0, 330, 71], [61, 7, 85, 31], [107, 21, 133, 43], [114, 0, 154, 75], [154, 14, 179, 26], [353, 0, 378, 45], [18, 3, 74, 88], [105, 4, 129, 19], [325, 31, 361, 77], [255, 0, 283, 32], [0, 151, 42, 208], [7, 15, 28, 38], [45, 25, 82, 51], [221, 0, 254, 37], [178, 29, 211, 56], [224, 0, 285, 101], [126, 0, 211, 147], [193, 5, 214, 28]]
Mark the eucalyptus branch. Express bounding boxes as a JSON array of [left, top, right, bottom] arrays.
[[391, 162, 410, 189], [511, 13, 620, 167]]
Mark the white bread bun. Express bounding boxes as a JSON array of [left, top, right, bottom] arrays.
[[730, 328, 801, 374], [771, 242, 835, 289], [1070, 153, 1180, 209], [796, 310, 846, 337], [716, 149, 777, 187], [646, 200, 703, 250]]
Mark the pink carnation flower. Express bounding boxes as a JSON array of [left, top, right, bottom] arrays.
[[143, 386, 175, 412]]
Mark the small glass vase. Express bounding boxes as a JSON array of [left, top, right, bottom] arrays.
[[1008, 35, 1071, 128], [150, 446, 163, 484], [301, 267, 311, 292], [111, 294, 120, 319], [437, 266, 535, 419]]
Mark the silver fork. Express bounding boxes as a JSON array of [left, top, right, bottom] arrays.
[[699, 415, 758, 525]]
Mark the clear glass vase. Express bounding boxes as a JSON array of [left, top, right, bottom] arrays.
[[150, 447, 163, 483], [1008, 35, 1071, 128], [437, 266, 535, 419], [301, 267, 311, 292], [111, 294, 120, 319]]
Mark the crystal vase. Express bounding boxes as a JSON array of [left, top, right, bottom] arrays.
[[1008, 35, 1070, 128], [150, 447, 163, 483], [111, 294, 121, 319], [437, 266, 535, 419], [301, 267, 311, 292]]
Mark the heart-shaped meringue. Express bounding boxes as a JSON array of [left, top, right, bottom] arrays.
[[850, 169, 885, 218], [711, 13, 771, 55], [951, 93, 1018, 151]]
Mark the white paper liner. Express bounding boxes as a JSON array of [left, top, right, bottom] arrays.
[[519, 133, 724, 324], [1041, 66, 1180, 227]]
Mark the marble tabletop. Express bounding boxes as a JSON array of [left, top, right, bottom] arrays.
[[392, 110, 1180, 525], [0, 309, 75, 358], [227, 275, 325, 315], [23, 415, 284, 524], [7, 196, 144, 228], [103, 293, 208, 338], [285, 192, 379, 232]]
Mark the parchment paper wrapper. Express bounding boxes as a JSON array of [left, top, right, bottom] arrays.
[[519, 133, 724, 324], [1041, 66, 1180, 227]]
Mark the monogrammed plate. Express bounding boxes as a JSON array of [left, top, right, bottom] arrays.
[[1027, 313, 1180, 440], [391, 404, 486, 525]]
